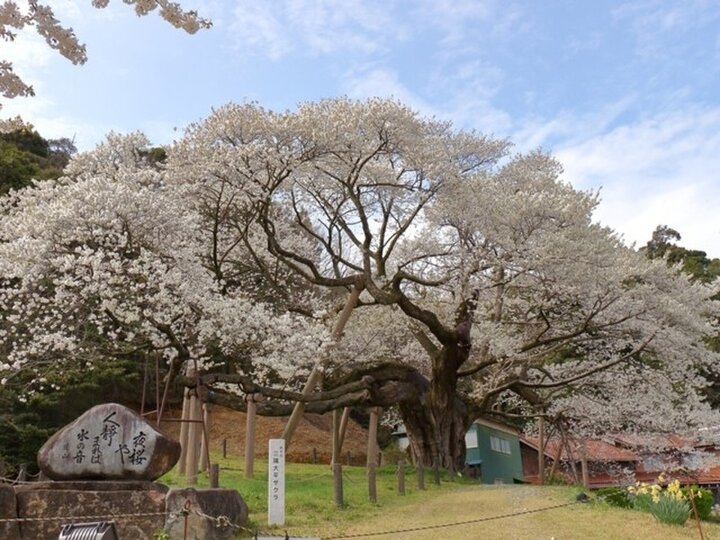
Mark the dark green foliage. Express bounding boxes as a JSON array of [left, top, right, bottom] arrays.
[[650, 495, 690, 525], [140, 146, 167, 166], [683, 486, 714, 520], [0, 128, 49, 158], [0, 140, 40, 194], [596, 487, 632, 509], [0, 129, 77, 194], [0, 358, 142, 475], [643, 225, 720, 284]]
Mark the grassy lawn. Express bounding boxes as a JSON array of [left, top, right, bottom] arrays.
[[162, 456, 720, 539]]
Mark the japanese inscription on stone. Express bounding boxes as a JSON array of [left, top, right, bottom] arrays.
[[56, 409, 154, 471], [38, 403, 180, 481]]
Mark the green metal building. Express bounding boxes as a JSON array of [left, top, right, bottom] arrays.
[[465, 418, 524, 484]]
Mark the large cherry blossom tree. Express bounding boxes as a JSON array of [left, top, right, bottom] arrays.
[[2, 99, 718, 472], [166, 99, 720, 470], [0, 132, 327, 398]]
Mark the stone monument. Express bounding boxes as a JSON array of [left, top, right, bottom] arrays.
[[37, 403, 180, 481], [3, 402, 248, 540]]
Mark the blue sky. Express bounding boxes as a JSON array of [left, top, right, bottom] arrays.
[[3, 0, 720, 256]]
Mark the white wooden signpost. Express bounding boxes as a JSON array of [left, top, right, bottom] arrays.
[[268, 438, 286, 526]]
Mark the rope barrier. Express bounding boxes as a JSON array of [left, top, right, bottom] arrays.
[[286, 471, 333, 484], [0, 475, 37, 486], [191, 507, 275, 537], [184, 494, 590, 540], [0, 510, 176, 524], [0, 487, 597, 539], [322, 500, 582, 539]]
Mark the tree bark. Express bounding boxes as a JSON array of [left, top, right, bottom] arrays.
[[199, 353, 475, 473], [397, 350, 471, 473]]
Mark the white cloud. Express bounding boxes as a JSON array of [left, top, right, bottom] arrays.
[[613, 0, 720, 58], [230, 0, 400, 59], [414, 0, 525, 48], [555, 107, 720, 256], [1, 91, 109, 150], [2, 28, 54, 73], [341, 64, 511, 136], [512, 96, 638, 152], [342, 66, 435, 116], [230, 2, 289, 60]]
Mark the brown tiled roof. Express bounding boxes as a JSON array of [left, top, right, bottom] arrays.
[[522, 432, 720, 486], [521, 436, 638, 462], [612, 433, 696, 450]]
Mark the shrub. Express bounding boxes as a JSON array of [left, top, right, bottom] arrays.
[[683, 486, 714, 520], [650, 494, 690, 526], [628, 480, 661, 513], [632, 492, 655, 513], [381, 442, 409, 465], [596, 487, 632, 509]]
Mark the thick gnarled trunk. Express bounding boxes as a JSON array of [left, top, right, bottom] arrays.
[[399, 345, 472, 473], [400, 392, 470, 472]]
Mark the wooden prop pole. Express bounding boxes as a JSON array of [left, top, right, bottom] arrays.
[[283, 283, 363, 446], [244, 395, 257, 478]]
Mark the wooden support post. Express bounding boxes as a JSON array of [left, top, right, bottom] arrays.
[[332, 409, 341, 466], [222, 438, 227, 459], [346, 451, 352, 466], [398, 461, 406, 495], [312, 447, 317, 464], [368, 462, 377, 503], [156, 357, 175, 426], [580, 439, 589, 489], [283, 284, 363, 446], [199, 403, 210, 473], [155, 355, 160, 424], [417, 461, 425, 491], [331, 408, 345, 508], [560, 429, 579, 485], [283, 368, 323, 448], [209, 463, 219, 488], [366, 407, 380, 502], [337, 407, 350, 453], [244, 395, 257, 479], [581, 457, 589, 489], [548, 435, 564, 480], [367, 407, 380, 468], [333, 463, 344, 509], [538, 415, 545, 485], [177, 388, 191, 476], [186, 395, 201, 485]]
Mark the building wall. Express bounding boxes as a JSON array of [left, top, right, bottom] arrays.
[[521, 443, 540, 479], [466, 422, 523, 484]]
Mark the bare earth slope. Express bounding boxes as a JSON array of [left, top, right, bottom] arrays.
[[161, 405, 369, 464]]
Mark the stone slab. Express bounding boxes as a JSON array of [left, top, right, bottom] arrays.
[[38, 403, 180, 481], [165, 488, 249, 540], [0, 484, 21, 540], [16, 486, 166, 540]]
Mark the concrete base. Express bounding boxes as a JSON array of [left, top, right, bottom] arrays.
[[1, 485, 21, 540], [4, 482, 248, 540], [165, 488, 249, 540], [16, 483, 166, 539]]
